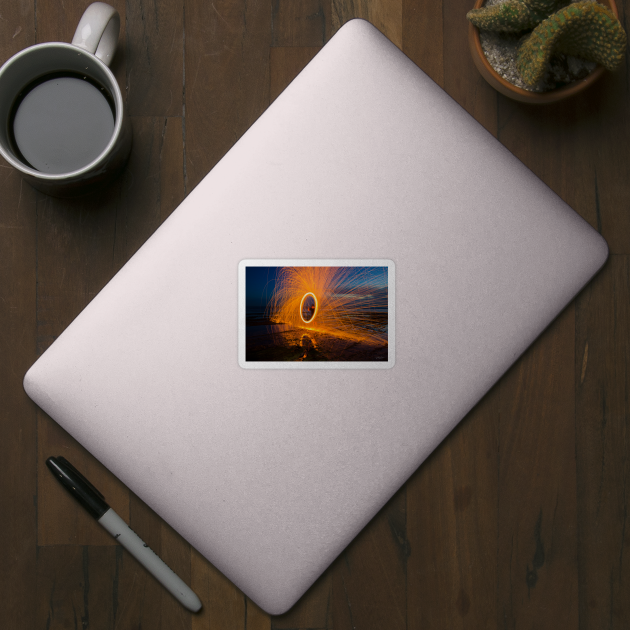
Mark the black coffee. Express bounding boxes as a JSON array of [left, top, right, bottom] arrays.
[[10, 73, 115, 174]]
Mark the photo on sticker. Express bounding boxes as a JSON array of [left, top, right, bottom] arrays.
[[245, 266, 388, 362]]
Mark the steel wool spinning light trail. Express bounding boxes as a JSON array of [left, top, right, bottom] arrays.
[[266, 266, 388, 345]]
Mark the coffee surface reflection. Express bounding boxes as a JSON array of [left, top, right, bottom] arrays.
[[11, 73, 115, 174]]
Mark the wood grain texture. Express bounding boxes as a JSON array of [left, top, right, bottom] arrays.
[[0, 0, 629, 627], [126, 0, 184, 117], [443, 0, 497, 131], [271, 573, 332, 629], [497, 304, 579, 629], [190, 549, 248, 630], [576, 256, 630, 629], [111, 116, 185, 270], [332, 0, 403, 48], [0, 5, 38, 629], [583, 72, 630, 254], [184, 0, 271, 191], [0, 149, 38, 630], [0, 0, 36, 54], [271, 0, 332, 46], [403, 0, 444, 87], [331, 486, 408, 630], [407, 393, 498, 629], [36, 545, 119, 630]]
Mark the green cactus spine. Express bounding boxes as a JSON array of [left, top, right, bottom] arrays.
[[516, 1, 627, 85], [467, 0, 568, 33]]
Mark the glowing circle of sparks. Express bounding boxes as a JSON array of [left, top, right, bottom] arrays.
[[299, 292, 318, 324]]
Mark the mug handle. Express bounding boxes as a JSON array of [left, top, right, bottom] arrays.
[[71, 2, 120, 67]]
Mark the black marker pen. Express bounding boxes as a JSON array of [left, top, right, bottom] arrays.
[[46, 456, 202, 612]]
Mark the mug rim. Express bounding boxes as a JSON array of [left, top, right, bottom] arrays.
[[0, 41, 125, 181]]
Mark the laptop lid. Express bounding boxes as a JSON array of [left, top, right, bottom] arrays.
[[24, 19, 607, 614]]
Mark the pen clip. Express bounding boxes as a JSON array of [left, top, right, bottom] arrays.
[[54, 456, 106, 501]]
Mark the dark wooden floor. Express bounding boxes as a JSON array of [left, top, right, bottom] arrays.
[[1, 0, 629, 628]]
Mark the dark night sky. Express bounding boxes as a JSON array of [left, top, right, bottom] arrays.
[[245, 266, 387, 310], [245, 267, 280, 309]]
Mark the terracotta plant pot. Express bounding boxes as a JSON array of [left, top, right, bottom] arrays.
[[468, 0, 619, 103]]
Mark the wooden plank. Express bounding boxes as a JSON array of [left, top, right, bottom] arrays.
[[159, 117, 187, 220], [184, 0, 272, 192], [0, 0, 36, 54], [188, 547, 270, 630], [402, 0, 444, 88], [497, 304, 578, 628], [0, 4, 38, 629], [126, 0, 184, 117], [36, 544, 191, 630], [271, 573, 332, 629], [36, 545, 118, 630], [190, 549, 247, 630], [271, 0, 332, 46], [33, 186, 120, 355], [443, 0, 497, 131], [407, 393, 499, 629], [112, 116, 185, 270], [496, 97, 597, 221], [331, 0, 402, 48], [0, 138, 38, 630], [582, 72, 630, 254], [575, 256, 630, 629], [247, 600, 272, 630], [331, 486, 407, 630], [270, 47, 321, 103]]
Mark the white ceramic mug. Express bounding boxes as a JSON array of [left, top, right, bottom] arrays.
[[0, 2, 131, 197]]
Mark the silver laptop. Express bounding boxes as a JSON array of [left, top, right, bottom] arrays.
[[24, 19, 607, 614]]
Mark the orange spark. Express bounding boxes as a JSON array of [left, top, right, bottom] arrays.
[[266, 266, 388, 345]]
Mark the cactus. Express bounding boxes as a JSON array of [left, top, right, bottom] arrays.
[[467, 0, 568, 33], [516, 1, 627, 85]]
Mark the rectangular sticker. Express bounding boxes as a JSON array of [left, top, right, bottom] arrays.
[[238, 260, 395, 369]]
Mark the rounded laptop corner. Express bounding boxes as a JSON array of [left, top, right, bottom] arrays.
[[23, 359, 56, 413], [335, 16, 377, 37], [23, 363, 38, 399], [255, 592, 302, 617], [594, 232, 610, 273]]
